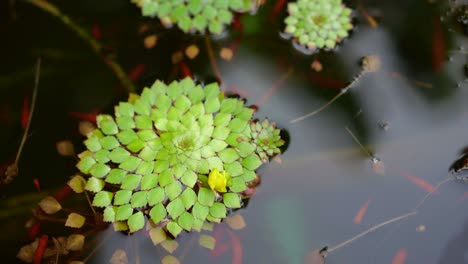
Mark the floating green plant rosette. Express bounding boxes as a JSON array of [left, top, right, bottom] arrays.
[[250, 119, 284, 162], [76, 77, 284, 236], [132, 0, 253, 34], [284, 0, 353, 50]]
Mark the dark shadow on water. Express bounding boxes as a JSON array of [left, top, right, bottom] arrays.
[[438, 214, 468, 264]]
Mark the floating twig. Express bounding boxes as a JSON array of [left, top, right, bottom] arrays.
[[2, 58, 40, 184], [257, 67, 294, 106], [344, 126, 373, 158], [290, 55, 381, 123], [414, 177, 453, 210], [327, 211, 417, 253]]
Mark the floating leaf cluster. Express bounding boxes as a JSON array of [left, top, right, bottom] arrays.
[[76, 77, 284, 236], [284, 0, 353, 50], [132, 0, 253, 34]]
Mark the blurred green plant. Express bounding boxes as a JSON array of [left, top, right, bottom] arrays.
[[284, 0, 353, 50], [76, 77, 284, 236], [131, 0, 254, 34]]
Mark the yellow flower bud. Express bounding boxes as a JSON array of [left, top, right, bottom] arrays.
[[208, 168, 228, 192]]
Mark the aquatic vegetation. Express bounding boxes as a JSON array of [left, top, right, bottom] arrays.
[[131, 0, 254, 34], [76, 77, 284, 236], [284, 0, 353, 50]]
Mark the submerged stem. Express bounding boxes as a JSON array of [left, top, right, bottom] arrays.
[[24, 0, 136, 93], [204, 33, 223, 84], [15, 58, 40, 165], [344, 126, 373, 158]]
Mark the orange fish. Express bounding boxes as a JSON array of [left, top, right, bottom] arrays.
[[401, 171, 437, 193], [354, 198, 372, 224], [391, 248, 408, 264]]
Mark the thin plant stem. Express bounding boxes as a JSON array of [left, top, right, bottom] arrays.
[[257, 67, 294, 106], [414, 177, 454, 210], [15, 58, 40, 165], [290, 71, 366, 123], [344, 126, 373, 158], [24, 0, 136, 93], [204, 33, 222, 83], [82, 230, 113, 263], [52, 237, 60, 264], [327, 211, 417, 253], [84, 191, 97, 217]]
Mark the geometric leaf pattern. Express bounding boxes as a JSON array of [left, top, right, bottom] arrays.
[[77, 77, 284, 237]]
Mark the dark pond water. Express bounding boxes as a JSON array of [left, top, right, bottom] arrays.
[[1, 0, 468, 263]]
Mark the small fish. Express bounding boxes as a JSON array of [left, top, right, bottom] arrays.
[[391, 248, 408, 264], [354, 198, 372, 225], [401, 171, 437, 193]]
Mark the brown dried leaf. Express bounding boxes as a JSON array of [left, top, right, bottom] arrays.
[[16, 243, 35, 263], [226, 214, 246, 230], [3, 163, 18, 183], [219, 48, 233, 61], [171, 51, 184, 64], [78, 121, 95, 136], [185, 44, 200, 60], [65, 213, 86, 228], [311, 60, 323, 72], [144, 35, 158, 49], [149, 227, 167, 245], [55, 236, 69, 255], [161, 240, 179, 254], [67, 175, 86, 193], [362, 55, 381, 73], [198, 234, 216, 250], [56, 140, 75, 156], [110, 248, 128, 264], [43, 246, 57, 258], [38, 196, 62, 214], [67, 234, 85, 251]]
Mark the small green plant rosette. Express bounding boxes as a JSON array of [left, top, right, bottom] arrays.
[[284, 0, 353, 50], [250, 119, 284, 162], [132, 0, 253, 34], [77, 77, 284, 236]]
